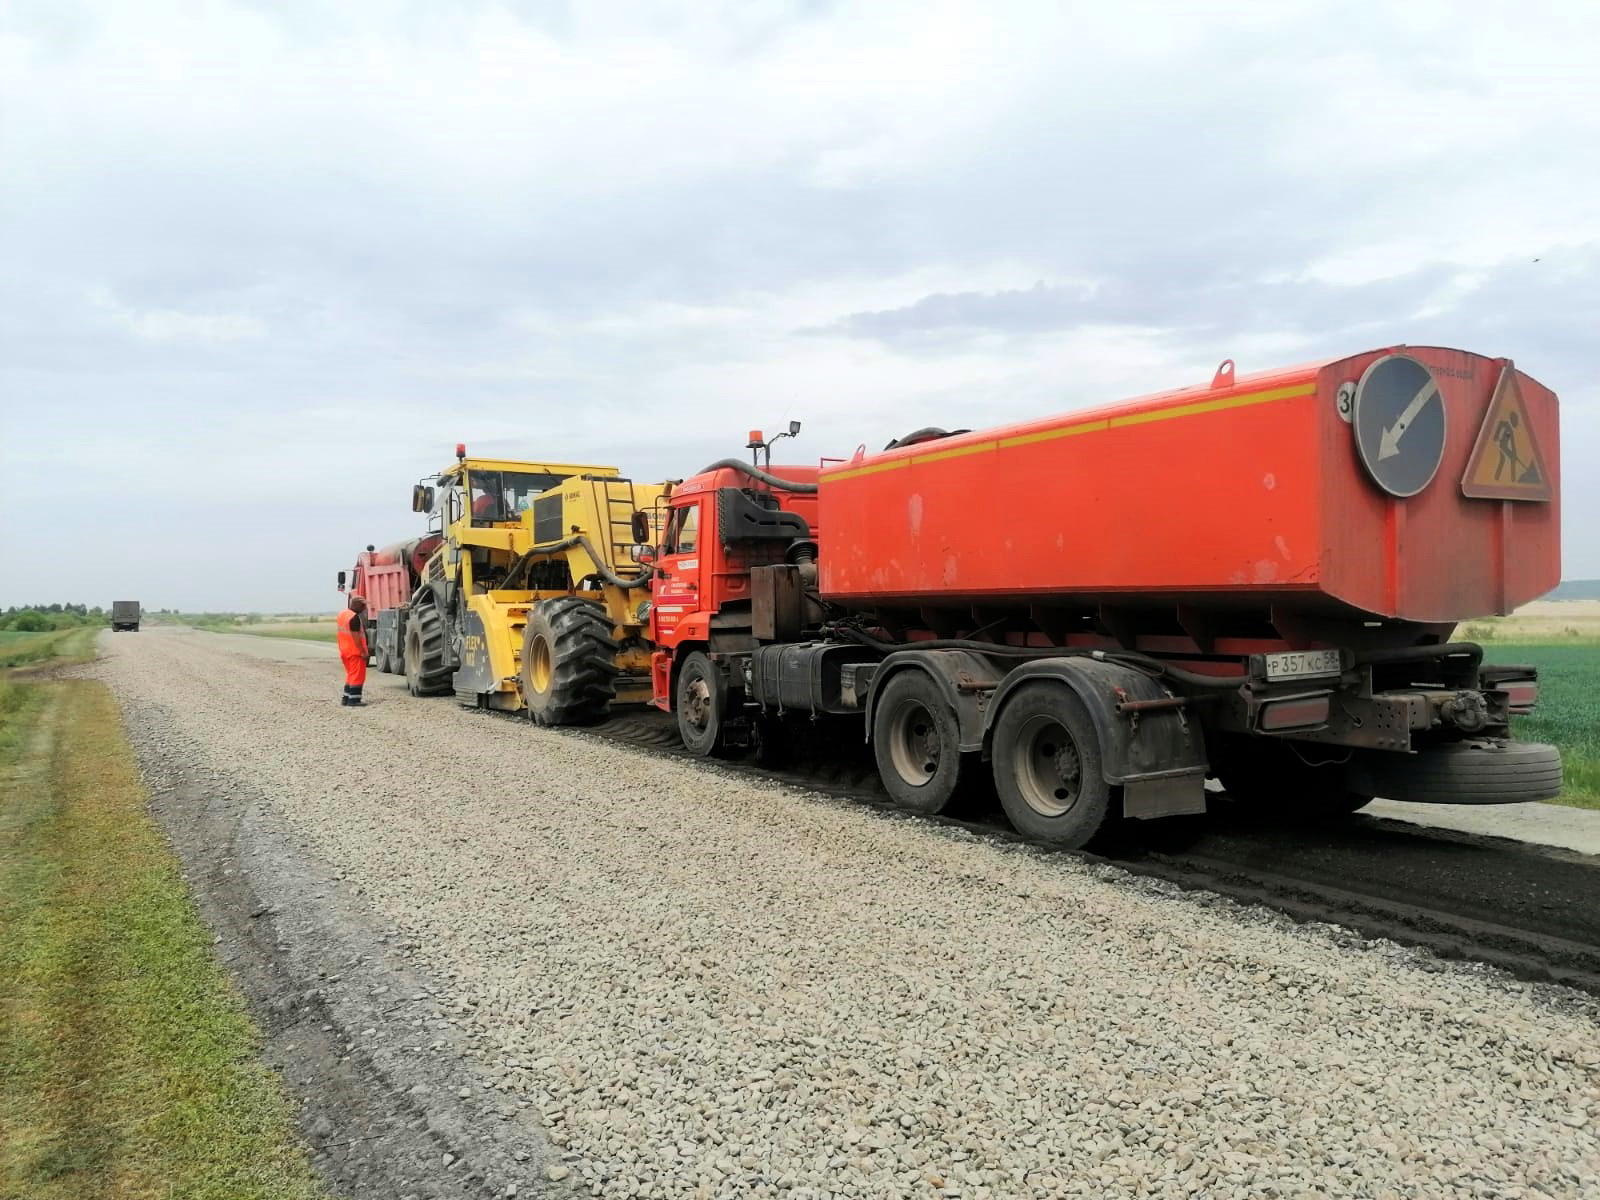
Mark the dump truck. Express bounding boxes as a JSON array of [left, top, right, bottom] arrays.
[[646, 346, 1563, 847], [401, 446, 664, 722], [110, 600, 141, 632], [338, 535, 443, 671]]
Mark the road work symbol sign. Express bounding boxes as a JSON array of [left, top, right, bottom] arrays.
[[1461, 363, 1552, 502]]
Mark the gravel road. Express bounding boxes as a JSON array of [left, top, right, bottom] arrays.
[[93, 628, 1600, 1199]]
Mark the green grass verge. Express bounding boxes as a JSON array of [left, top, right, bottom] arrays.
[[189, 621, 337, 644], [230, 627, 338, 644], [0, 678, 327, 1200], [1482, 642, 1600, 810]]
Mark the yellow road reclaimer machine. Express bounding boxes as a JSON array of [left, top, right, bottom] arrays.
[[403, 445, 664, 724]]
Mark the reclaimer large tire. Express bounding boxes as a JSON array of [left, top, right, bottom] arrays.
[[521, 596, 619, 726], [1349, 740, 1563, 805], [405, 601, 454, 697]]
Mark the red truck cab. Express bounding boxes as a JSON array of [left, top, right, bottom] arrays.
[[648, 463, 820, 723]]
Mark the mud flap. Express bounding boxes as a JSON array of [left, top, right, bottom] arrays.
[[1123, 772, 1208, 820]]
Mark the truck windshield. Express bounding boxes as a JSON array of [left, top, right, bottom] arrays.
[[468, 470, 565, 524]]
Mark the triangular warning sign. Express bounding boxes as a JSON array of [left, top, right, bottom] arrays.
[[1461, 361, 1552, 501]]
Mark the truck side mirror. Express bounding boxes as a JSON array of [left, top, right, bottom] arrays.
[[336, 570, 347, 591], [411, 485, 435, 513], [631, 511, 651, 542], [630, 544, 658, 565]]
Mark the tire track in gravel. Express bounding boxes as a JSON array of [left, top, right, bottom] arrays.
[[582, 712, 1600, 995], [90, 629, 1600, 1200]]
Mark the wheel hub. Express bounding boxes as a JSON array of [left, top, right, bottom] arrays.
[[684, 676, 712, 730], [528, 636, 553, 693], [888, 701, 940, 786], [1015, 715, 1082, 817]]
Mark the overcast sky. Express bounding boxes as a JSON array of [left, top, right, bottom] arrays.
[[2, 0, 1597, 612]]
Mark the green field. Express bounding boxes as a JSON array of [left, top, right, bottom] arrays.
[[1485, 642, 1600, 809], [182, 617, 337, 644]]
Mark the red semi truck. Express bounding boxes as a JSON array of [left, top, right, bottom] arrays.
[[645, 345, 1562, 848], [338, 535, 443, 672]]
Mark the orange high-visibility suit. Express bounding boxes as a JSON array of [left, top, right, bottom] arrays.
[[335, 606, 368, 705]]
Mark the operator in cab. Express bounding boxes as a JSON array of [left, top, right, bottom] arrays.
[[335, 595, 369, 707]]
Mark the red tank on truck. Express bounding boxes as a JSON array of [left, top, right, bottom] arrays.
[[640, 346, 1563, 849]]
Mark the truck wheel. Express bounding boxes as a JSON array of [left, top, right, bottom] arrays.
[[405, 603, 454, 697], [676, 651, 733, 756], [1214, 737, 1372, 820], [991, 682, 1114, 848], [521, 597, 618, 726], [872, 671, 966, 815], [1349, 739, 1563, 805]]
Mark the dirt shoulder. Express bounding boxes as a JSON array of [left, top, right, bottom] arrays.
[[113, 670, 565, 1199]]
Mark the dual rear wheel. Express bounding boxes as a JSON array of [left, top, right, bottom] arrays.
[[871, 673, 1114, 849]]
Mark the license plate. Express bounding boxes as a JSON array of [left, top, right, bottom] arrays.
[[1263, 649, 1342, 681]]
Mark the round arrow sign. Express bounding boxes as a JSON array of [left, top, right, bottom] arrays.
[[1352, 354, 1446, 498]]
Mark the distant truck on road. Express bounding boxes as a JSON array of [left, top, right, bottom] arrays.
[[111, 600, 141, 632]]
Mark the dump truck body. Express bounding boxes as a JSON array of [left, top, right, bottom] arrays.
[[340, 535, 444, 670], [110, 600, 140, 632]]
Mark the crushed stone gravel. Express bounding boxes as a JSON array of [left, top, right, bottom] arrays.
[[92, 629, 1600, 1199]]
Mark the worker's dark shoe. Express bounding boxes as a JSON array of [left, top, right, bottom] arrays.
[[345, 698, 366, 707]]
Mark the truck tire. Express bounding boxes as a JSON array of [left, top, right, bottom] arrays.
[[1349, 739, 1563, 805], [405, 602, 454, 697], [521, 597, 618, 726], [872, 671, 967, 815], [676, 651, 733, 756], [1214, 737, 1372, 820], [990, 681, 1114, 849]]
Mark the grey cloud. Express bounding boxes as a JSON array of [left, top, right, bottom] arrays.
[[4, 1, 1599, 608]]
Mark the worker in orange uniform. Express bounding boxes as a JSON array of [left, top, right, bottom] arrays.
[[336, 595, 370, 707]]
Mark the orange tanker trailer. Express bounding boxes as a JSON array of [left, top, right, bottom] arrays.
[[647, 345, 1563, 848]]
